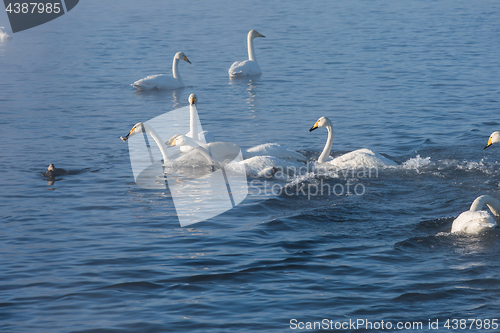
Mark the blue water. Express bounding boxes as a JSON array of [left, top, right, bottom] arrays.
[[1, 0, 500, 332]]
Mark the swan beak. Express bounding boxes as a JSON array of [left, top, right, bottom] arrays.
[[258, 32, 265, 38], [165, 137, 177, 148], [309, 121, 319, 132], [120, 126, 137, 142], [120, 130, 132, 142], [484, 137, 493, 149], [184, 55, 191, 64]]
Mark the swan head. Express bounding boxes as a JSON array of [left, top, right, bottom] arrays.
[[166, 134, 189, 148], [120, 122, 144, 142], [189, 93, 197, 105], [484, 131, 500, 149], [249, 30, 265, 39], [309, 116, 332, 132], [175, 52, 191, 64]]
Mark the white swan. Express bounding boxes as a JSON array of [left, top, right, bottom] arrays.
[[131, 52, 191, 90], [168, 135, 304, 178], [238, 155, 305, 178], [166, 134, 240, 165], [484, 131, 500, 149], [452, 195, 499, 234], [309, 116, 397, 168], [244, 143, 306, 162], [0, 27, 11, 41], [228, 30, 265, 78], [186, 93, 215, 143], [121, 122, 170, 162]]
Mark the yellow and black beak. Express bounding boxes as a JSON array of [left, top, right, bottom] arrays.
[[184, 55, 191, 64], [120, 127, 134, 142], [484, 137, 493, 150], [120, 125, 140, 142], [165, 135, 178, 148], [309, 121, 319, 132], [258, 32, 265, 38]]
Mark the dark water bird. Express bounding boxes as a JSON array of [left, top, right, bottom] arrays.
[[43, 164, 68, 178]]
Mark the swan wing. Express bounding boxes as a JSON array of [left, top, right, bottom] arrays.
[[207, 142, 241, 162], [235, 156, 303, 178], [132, 74, 182, 90], [170, 149, 210, 166], [329, 148, 397, 168], [244, 143, 306, 161], [229, 60, 262, 77]]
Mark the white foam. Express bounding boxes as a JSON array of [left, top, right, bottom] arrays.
[[401, 155, 432, 171], [0, 27, 12, 41]]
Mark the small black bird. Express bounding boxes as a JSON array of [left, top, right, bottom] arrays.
[[43, 164, 67, 178]]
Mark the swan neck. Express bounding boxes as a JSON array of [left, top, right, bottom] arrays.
[[172, 57, 183, 84], [470, 195, 500, 217], [248, 34, 257, 62], [188, 104, 198, 139], [318, 124, 333, 164], [143, 123, 169, 162]]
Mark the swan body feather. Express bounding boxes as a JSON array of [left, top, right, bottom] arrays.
[[329, 148, 397, 168], [452, 195, 499, 234], [244, 143, 306, 162], [229, 60, 262, 77]]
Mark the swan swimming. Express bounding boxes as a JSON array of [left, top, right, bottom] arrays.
[[228, 30, 265, 78], [309, 116, 397, 168], [166, 134, 240, 166], [131, 52, 191, 90], [168, 135, 304, 178], [451, 195, 499, 234], [120, 94, 215, 161], [484, 131, 500, 149]]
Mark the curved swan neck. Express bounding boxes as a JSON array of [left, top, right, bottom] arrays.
[[248, 33, 257, 62], [142, 123, 170, 162], [188, 104, 198, 139], [470, 195, 500, 217], [172, 57, 184, 85], [318, 123, 334, 164]]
